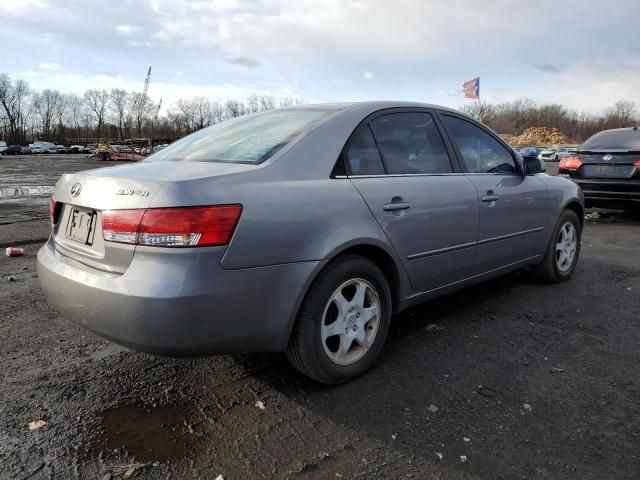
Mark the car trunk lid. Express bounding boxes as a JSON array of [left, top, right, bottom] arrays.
[[576, 151, 640, 179], [51, 161, 257, 273]]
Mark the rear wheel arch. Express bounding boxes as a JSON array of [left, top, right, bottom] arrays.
[[331, 244, 401, 314], [285, 242, 403, 349]]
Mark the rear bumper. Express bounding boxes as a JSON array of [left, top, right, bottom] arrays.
[[37, 239, 321, 355], [574, 179, 640, 208]]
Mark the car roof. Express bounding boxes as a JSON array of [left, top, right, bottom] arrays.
[[288, 100, 469, 118]]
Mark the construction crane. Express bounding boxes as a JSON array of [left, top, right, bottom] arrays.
[[142, 66, 151, 101]]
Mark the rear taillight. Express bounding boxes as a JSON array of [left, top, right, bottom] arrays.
[[49, 198, 61, 224], [559, 156, 583, 171], [634, 160, 640, 170], [102, 205, 242, 247], [102, 209, 145, 244]]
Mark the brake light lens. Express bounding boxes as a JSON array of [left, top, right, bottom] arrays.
[[559, 156, 583, 171], [102, 209, 145, 244], [102, 205, 242, 247], [634, 160, 640, 170], [49, 198, 61, 224]]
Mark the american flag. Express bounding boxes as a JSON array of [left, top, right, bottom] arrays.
[[463, 77, 480, 99]]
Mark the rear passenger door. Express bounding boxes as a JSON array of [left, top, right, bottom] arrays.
[[438, 113, 549, 273], [345, 110, 479, 293]]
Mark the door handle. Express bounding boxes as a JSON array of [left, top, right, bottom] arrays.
[[383, 201, 410, 211], [481, 190, 499, 202]]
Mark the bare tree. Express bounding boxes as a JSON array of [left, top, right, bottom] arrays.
[[246, 94, 260, 113], [84, 89, 110, 142], [53, 93, 71, 142], [34, 89, 61, 140], [259, 94, 275, 111], [278, 96, 306, 108], [130, 91, 157, 137], [461, 100, 495, 124], [65, 94, 83, 144], [110, 88, 129, 140], [224, 99, 245, 118], [605, 100, 637, 128], [0, 74, 30, 144]]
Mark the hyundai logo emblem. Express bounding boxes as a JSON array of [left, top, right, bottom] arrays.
[[603, 154, 613, 161], [70, 183, 82, 197]]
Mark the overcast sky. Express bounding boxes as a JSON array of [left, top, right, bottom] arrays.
[[1, 0, 639, 113]]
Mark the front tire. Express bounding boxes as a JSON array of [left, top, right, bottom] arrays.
[[532, 209, 581, 282], [286, 255, 392, 384]]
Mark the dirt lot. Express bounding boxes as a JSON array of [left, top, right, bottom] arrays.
[[1, 155, 639, 480]]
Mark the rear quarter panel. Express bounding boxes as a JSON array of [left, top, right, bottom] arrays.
[[540, 174, 584, 237]]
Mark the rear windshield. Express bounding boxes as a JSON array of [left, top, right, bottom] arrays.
[[581, 129, 640, 151], [146, 109, 330, 164]]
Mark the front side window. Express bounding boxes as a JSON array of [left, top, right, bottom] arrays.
[[442, 115, 517, 174], [147, 109, 331, 164], [371, 113, 453, 174], [345, 125, 385, 175]]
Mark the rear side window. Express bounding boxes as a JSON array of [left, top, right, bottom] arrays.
[[371, 113, 453, 174], [581, 129, 640, 151], [345, 126, 385, 175], [442, 115, 517, 174], [146, 109, 330, 164]]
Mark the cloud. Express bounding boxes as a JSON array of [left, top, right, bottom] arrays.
[[116, 24, 141, 35], [532, 63, 563, 73], [39, 62, 62, 71], [1, 0, 639, 113], [225, 56, 261, 68], [125, 40, 154, 48], [0, 0, 47, 15]]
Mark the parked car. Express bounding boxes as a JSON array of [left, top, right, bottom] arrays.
[[69, 145, 91, 153], [54, 145, 69, 153], [0, 141, 7, 154], [38, 102, 583, 383], [559, 126, 640, 210], [152, 143, 169, 153], [30, 142, 58, 153], [519, 147, 541, 157], [539, 147, 574, 162], [21, 146, 32, 154], [4, 145, 24, 155]]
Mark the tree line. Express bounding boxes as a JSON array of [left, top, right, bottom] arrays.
[[1, 72, 637, 146], [461, 98, 638, 142], [0, 73, 303, 145]]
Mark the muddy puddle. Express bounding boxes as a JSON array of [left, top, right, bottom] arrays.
[[94, 404, 202, 463]]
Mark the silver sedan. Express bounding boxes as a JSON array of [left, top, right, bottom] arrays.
[[38, 102, 584, 383]]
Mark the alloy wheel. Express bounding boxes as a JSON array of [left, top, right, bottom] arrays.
[[556, 221, 577, 272], [320, 278, 381, 366]]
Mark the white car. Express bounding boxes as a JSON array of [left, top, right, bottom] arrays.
[[0, 141, 7, 154], [30, 142, 57, 153]]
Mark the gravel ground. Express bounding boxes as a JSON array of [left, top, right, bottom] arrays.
[[1, 155, 639, 480]]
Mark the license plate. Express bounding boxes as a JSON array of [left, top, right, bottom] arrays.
[[595, 165, 616, 175], [65, 208, 97, 245]]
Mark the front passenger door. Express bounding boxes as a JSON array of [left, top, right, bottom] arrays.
[[439, 113, 549, 273], [346, 111, 480, 293]]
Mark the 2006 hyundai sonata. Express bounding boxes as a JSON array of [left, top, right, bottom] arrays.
[[38, 102, 583, 383]]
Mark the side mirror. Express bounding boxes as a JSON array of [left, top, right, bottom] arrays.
[[523, 155, 546, 175]]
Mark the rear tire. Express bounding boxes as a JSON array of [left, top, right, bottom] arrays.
[[286, 255, 392, 384], [532, 209, 581, 282]]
